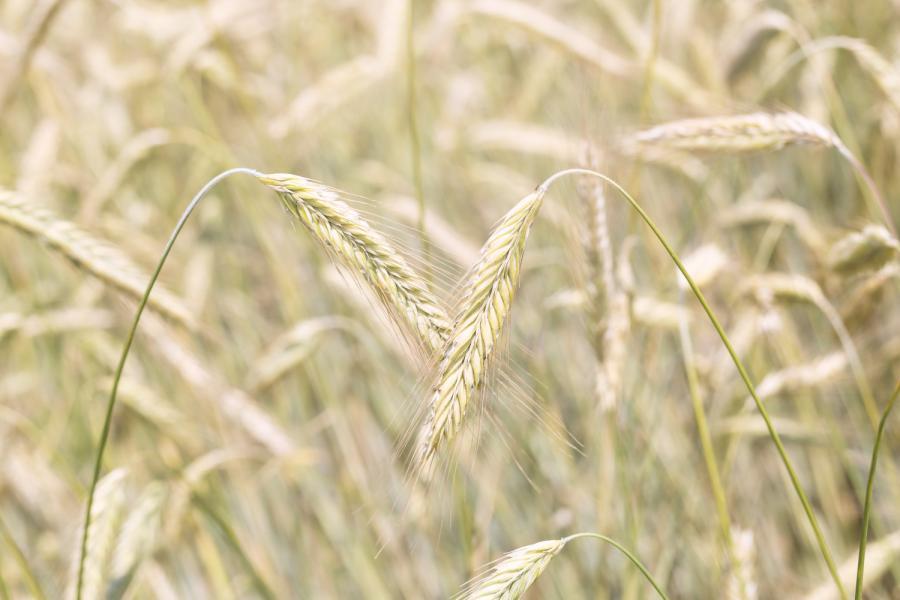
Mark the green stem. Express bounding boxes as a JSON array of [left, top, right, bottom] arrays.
[[0, 512, 45, 600], [855, 380, 900, 600], [75, 168, 259, 599], [564, 533, 669, 600], [540, 168, 846, 600], [677, 314, 743, 596]]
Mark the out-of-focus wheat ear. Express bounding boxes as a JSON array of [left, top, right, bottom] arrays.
[[804, 529, 900, 600], [456, 538, 565, 600], [256, 173, 451, 354], [827, 225, 899, 275], [719, 199, 826, 255], [625, 112, 896, 235], [0, 0, 69, 112], [416, 187, 546, 477], [67, 469, 128, 600], [0, 190, 196, 330], [575, 153, 628, 412], [726, 527, 758, 600], [626, 111, 843, 153], [739, 272, 880, 429], [106, 483, 167, 600]]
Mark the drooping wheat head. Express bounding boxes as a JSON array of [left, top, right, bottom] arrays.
[[627, 111, 843, 153], [0, 190, 195, 329], [827, 224, 899, 275], [457, 538, 565, 600], [256, 173, 451, 353], [416, 186, 546, 477]]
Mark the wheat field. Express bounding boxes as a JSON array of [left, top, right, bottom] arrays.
[[1, 0, 899, 598]]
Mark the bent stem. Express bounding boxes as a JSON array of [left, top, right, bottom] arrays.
[[855, 380, 900, 600], [564, 533, 669, 600], [540, 167, 846, 600], [75, 167, 259, 599], [677, 309, 743, 596]]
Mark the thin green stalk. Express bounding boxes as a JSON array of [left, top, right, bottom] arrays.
[[677, 315, 744, 597], [406, 0, 431, 283], [855, 380, 900, 600], [75, 167, 259, 599], [0, 513, 45, 600], [540, 168, 846, 600], [564, 533, 669, 600]]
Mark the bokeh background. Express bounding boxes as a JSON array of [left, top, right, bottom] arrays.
[[1, 0, 899, 597]]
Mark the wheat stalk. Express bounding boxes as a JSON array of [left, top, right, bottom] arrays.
[[257, 173, 450, 353], [0, 189, 195, 329], [416, 186, 546, 476]]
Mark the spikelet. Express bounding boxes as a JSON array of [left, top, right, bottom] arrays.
[[257, 173, 450, 354], [457, 538, 566, 600], [827, 225, 899, 275], [417, 187, 546, 475], [0, 190, 195, 329]]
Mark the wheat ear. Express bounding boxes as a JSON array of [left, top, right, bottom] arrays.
[[457, 533, 668, 600], [257, 173, 450, 353], [0, 190, 195, 329], [827, 225, 899, 275], [416, 186, 546, 476], [625, 112, 895, 236]]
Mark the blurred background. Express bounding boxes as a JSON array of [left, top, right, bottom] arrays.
[[1, 0, 899, 597]]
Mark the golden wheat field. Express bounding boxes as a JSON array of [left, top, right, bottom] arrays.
[[1, 0, 900, 598]]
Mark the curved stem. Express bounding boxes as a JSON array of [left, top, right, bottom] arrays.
[[75, 167, 259, 599], [854, 380, 900, 600], [540, 167, 846, 600], [564, 532, 669, 600], [677, 306, 742, 596]]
